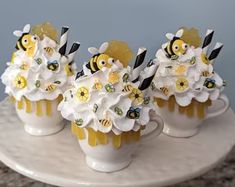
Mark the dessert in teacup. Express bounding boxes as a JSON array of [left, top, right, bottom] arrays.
[[148, 28, 229, 138], [58, 41, 164, 172], [1, 22, 80, 136]]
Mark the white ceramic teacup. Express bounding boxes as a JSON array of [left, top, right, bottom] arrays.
[[15, 96, 64, 136], [155, 94, 229, 138], [72, 111, 164, 172]]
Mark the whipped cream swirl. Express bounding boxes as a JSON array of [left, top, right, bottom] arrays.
[[58, 62, 151, 135], [148, 46, 224, 106], [1, 36, 75, 101]]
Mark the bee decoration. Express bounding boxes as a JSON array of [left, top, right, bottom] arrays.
[[105, 84, 115, 93], [44, 47, 54, 56], [122, 84, 133, 93], [85, 42, 115, 74], [47, 60, 59, 71], [126, 107, 141, 119], [45, 84, 56, 92], [190, 56, 196, 65], [122, 73, 129, 83], [143, 97, 150, 105], [35, 58, 43, 65], [75, 119, 83, 126], [160, 87, 169, 96], [93, 79, 103, 90], [114, 107, 123, 116], [201, 71, 210, 77], [35, 80, 41, 88], [163, 29, 189, 60], [13, 24, 38, 58], [204, 78, 216, 89], [99, 119, 112, 128]]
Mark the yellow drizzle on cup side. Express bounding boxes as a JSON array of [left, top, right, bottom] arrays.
[[14, 95, 63, 117], [154, 96, 212, 119], [71, 122, 141, 149]]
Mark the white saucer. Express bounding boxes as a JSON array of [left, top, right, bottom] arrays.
[[0, 98, 235, 187]]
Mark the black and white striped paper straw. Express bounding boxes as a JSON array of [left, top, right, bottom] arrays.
[[132, 47, 147, 83], [59, 26, 69, 55], [202, 29, 214, 54], [138, 61, 158, 91], [208, 42, 223, 64], [67, 42, 80, 63]]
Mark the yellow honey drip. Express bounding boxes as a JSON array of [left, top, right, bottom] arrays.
[[17, 99, 24, 109], [45, 100, 52, 116], [36, 100, 43, 116], [87, 128, 97, 147], [122, 132, 131, 144], [197, 102, 205, 119], [57, 95, 63, 104], [112, 134, 122, 149], [186, 101, 194, 118], [24, 97, 32, 113], [97, 131, 108, 145], [168, 96, 175, 112], [71, 122, 77, 135], [132, 130, 141, 141], [76, 127, 85, 140], [178, 105, 186, 114], [155, 97, 166, 108], [71, 126, 141, 149]]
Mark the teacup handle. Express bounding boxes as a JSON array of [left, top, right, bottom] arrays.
[[141, 110, 164, 142], [206, 94, 230, 120]]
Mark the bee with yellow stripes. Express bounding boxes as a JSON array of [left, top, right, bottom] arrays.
[[45, 84, 56, 92], [201, 71, 211, 77], [85, 42, 115, 74], [13, 24, 38, 58], [164, 29, 188, 60], [160, 87, 169, 96], [44, 47, 54, 56], [99, 119, 112, 128], [122, 84, 133, 93]]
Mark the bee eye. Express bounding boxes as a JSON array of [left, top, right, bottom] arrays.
[[32, 36, 37, 41], [22, 39, 28, 45], [173, 45, 179, 51], [98, 60, 106, 67], [182, 43, 188, 50], [108, 58, 115, 64]]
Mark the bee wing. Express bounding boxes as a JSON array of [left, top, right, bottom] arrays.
[[135, 108, 141, 112], [166, 33, 175, 40], [162, 43, 168, 49], [99, 42, 109, 53], [88, 47, 99, 55], [13, 30, 23, 37], [23, 24, 31, 33], [175, 29, 184, 38]]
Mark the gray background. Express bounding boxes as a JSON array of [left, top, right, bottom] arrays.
[[0, 0, 234, 109]]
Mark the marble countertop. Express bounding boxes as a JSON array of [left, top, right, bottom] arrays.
[[0, 146, 234, 187]]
